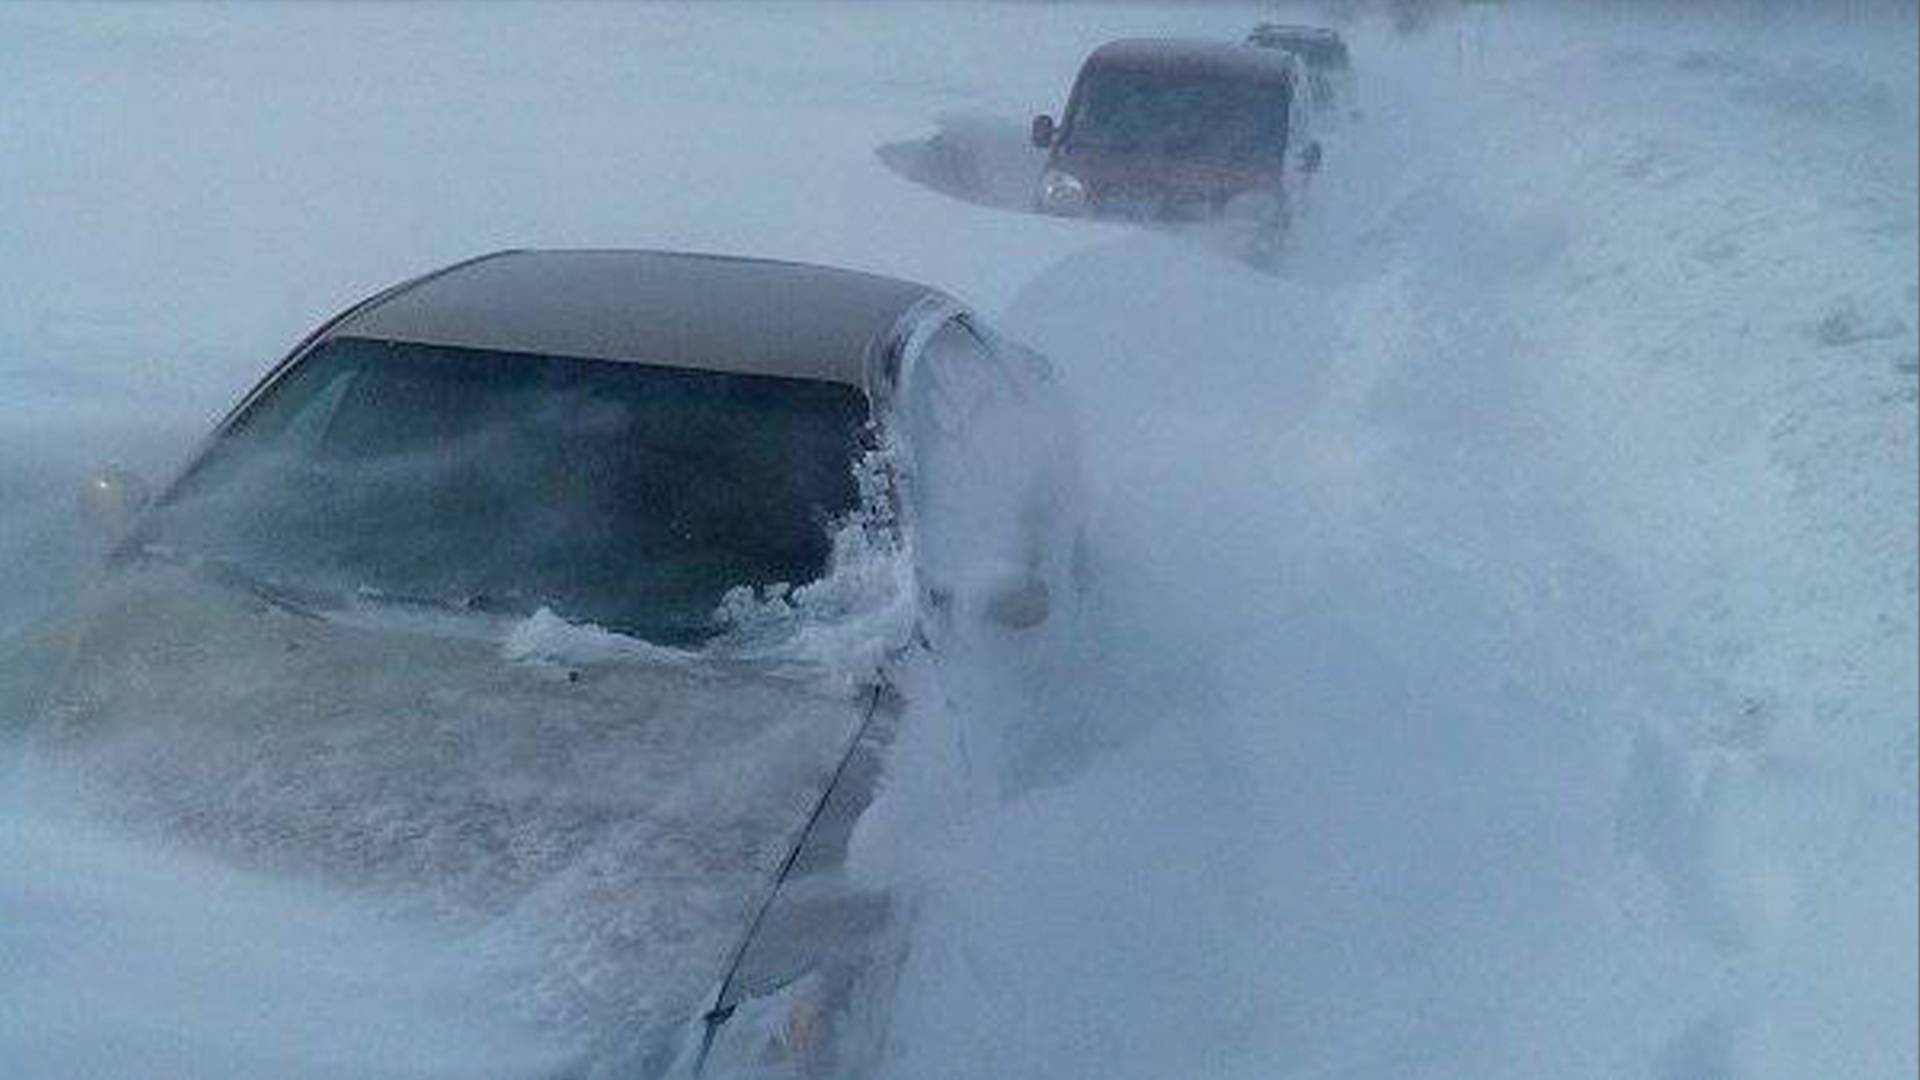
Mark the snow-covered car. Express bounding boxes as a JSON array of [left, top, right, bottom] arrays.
[[2, 249, 1082, 1078], [1245, 23, 1358, 122], [1029, 38, 1320, 255]]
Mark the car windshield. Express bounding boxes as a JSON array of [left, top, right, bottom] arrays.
[[139, 336, 870, 645], [1065, 64, 1289, 163]]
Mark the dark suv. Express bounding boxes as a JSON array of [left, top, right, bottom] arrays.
[[1029, 38, 1318, 233]]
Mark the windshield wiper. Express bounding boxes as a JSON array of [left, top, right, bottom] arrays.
[[134, 545, 332, 621], [349, 586, 512, 616]]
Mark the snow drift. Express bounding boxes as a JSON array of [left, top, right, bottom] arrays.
[[1, 3, 1912, 1079]]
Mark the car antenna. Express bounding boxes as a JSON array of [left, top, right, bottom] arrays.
[[693, 672, 890, 1074]]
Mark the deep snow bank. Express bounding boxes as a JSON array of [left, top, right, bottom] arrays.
[[878, 8, 1916, 1080], [1470, 11, 1918, 1074], [0, 790, 572, 1078]]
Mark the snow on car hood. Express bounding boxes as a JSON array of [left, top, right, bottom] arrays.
[[1051, 143, 1277, 203], [24, 561, 881, 1075]]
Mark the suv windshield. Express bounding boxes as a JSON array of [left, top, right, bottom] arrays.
[[140, 337, 870, 645], [1066, 65, 1289, 163]]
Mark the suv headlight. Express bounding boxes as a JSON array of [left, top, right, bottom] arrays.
[[1037, 168, 1088, 214]]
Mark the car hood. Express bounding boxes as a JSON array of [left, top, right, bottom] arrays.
[[25, 562, 882, 1072], [1050, 143, 1278, 205]]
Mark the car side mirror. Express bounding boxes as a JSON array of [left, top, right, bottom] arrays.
[[79, 463, 151, 538], [984, 574, 1049, 630], [1030, 114, 1056, 149]]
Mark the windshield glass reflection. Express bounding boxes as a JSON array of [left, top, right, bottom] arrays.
[[141, 337, 870, 645], [1068, 68, 1289, 162]]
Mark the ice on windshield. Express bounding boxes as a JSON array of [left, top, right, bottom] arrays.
[[142, 337, 872, 646]]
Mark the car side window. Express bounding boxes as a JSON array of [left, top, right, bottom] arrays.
[[909, 317, 1013, 441], [902, 315, 1063, 605]]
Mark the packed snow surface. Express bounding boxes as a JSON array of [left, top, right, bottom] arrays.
[[2, 3, 1913, 1079]]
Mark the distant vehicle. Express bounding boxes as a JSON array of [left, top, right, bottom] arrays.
[[1245, 23, 1358, 121], [3, 249, 1083, 1078], [1029, 38, 1320, 256]]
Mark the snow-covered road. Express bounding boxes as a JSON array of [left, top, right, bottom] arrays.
[[2, 3, 1913, 1078]]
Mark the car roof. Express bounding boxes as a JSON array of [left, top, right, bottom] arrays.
[[1080, 37, 1295, 83], [329, 249, 942, 390], [1247, 24, 1351, 70], [1249, 23, 1344, 43]]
